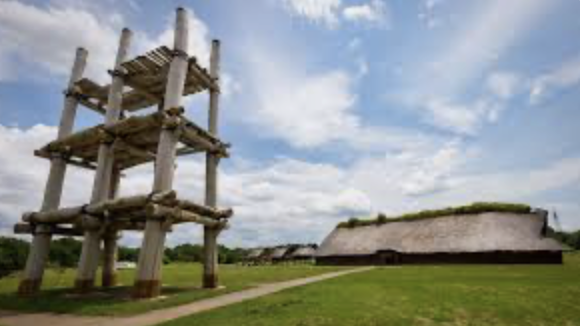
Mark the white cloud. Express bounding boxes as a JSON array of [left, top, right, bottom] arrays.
[[281, 0, 342, 28], [486, 71, 521, 100], [428, 0, 553, 95], [281, 0, 388, 28], [418, 0, 446, 29], [342, 0, 388, 26], [410, 96, 501, 135], [350, 150, 580, 230], [218, 158, 372, 246], [0, 0, 120, 82], [252, 68, 358, 148], [529, 55, 580, 105], [403, 0, 557, 135], [399, 140, 466, 196], [241, 43, 436, 152], [0, 1, 212, 84], [0, 124, 93, 234]]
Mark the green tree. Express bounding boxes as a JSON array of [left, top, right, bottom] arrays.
[[0, 237, 29, 278], [118, 246, 139, 262], [49, 237, 82, 267]]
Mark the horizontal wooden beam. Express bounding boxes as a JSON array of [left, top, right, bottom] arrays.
[[145, 204, 225, 228], [14, 223, 84, 236]]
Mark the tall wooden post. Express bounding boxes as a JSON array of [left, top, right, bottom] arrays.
[[102, 169, 121, 288], [76, 28, 132, 292], [203, 40, 221, 289], [133, 8, 189, 299], [18, 48, 88, 295]]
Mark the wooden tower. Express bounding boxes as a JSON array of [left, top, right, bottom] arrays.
[[14, 8, 232, 299]]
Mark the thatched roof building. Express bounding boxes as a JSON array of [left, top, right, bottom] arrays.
[[245, 248, 265, 261], [317, 204, 563, 265], [271, 247, 290, 261], [289, 245, 317, 260]]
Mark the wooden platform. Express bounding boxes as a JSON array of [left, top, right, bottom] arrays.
[[74, 46, 218, 114], [35, 110, 229, 170], [16, 191, 233, 235]]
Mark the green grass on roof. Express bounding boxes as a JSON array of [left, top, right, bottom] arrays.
[[337, 202, 532, 229]]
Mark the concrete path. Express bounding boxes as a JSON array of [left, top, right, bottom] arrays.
[[0, 267, 373, 326]]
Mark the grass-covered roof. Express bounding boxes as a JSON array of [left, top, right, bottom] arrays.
[[337, 202, 532, 229]]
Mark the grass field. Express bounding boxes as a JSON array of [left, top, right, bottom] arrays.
[[0, 263, 343, 316], [162, 253, 580, 326]]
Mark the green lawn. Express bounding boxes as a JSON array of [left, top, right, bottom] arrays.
[[0, 263, 343, 316], [162, 253, 580, 326]]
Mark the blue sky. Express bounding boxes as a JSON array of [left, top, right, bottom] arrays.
[[0, 0, 579, 247]]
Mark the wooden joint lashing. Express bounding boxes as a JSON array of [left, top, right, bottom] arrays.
[[166, 106, 185, 116], [161, 114, 182, 130], [63, 86, 85, 99], [107, 68, 128, 78], [172, 49, 189, 60], [35, 224, 52, 235], [145, 203, 173, 220], [162, 219, 173, 232], [149, 190, 178, 204], [80, 215, 101, 230], [46, 150, 65, 160], [211, 148, 228, 159], [97, 128, 115, 145], [44, 145, 72, 159]]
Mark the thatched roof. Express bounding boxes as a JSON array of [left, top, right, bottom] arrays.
[[317, 211, 563, 257], [246, 248, 264, 259], [290, 245, 317, 258], [271, 247, 289, 259]]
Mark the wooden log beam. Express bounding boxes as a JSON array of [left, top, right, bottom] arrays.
[[113, 139, 156, 160], [176, 147, 203, 156], [33, 150, 97, 170], [145, 204, 224, 228], [203, 39, 222, 289], [102, 169, 121, 288], [23, 205, 84, 224], [178, 125, 217, 152], [14, 223, 84, 236], [177, 199, 232, 219], [86, 194, 148, 215], [134, 8, 188, 299], [19, 47, 88, 296], [77, 97, 107, 116], [77, 28, 133, 293]]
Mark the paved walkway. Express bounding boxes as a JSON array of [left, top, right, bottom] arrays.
[[0, 267, 373, 326]]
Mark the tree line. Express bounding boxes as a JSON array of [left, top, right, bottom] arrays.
[[546, 227, 580, 250], [0, 236, 250, 279]]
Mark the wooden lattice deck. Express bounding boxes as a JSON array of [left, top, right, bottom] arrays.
[[74, 46, 218, 114], [34, 109, 229, 170]]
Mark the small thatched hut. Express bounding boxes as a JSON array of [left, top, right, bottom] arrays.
[[316, 203, 563, 265], [245, 248, 265, 265], [271, 247, 290, 263], [288, 245, 317, 262]]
